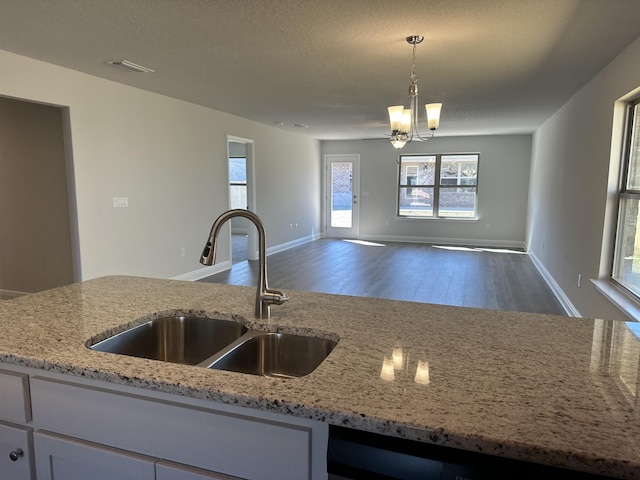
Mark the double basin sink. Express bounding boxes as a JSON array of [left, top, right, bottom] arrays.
[[89, 316, 337, 378]]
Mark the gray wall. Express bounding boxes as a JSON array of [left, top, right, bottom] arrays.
[[322, 135, 532, 246], [528, 35, 640, 321], [0, 96, 74, 292], [0, 49, 321, 283]]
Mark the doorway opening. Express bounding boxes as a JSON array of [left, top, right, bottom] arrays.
[[227, 136, 256, 263], [0, 96, 79, 295]]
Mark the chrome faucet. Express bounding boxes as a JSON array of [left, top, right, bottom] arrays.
[[200, 209, 288, 319]]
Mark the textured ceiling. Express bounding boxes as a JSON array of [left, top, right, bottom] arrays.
[[1, 0, 640, 140]]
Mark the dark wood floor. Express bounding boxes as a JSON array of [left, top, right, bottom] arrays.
[[200, 238, 566, 315]]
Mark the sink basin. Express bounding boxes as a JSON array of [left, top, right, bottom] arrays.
[[207, 332, 337, 378], [89, 316, 248, 365], [89, 315, 337, 378]]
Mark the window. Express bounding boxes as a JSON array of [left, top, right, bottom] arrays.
[[613, 102, 640, 297], [398, 154, 479, 218], [229, 157, 247, 209]]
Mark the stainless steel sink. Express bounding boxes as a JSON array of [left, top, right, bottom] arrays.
[[206, 331, 338, 378], [89, 316, 248, 365], [89, 315, 337, 377]]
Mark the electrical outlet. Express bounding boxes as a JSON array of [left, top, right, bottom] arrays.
[[289, 223, 293, 231], [485, 223, 490, 230], [295, 223, 299, 229], [180, 247, 186, 257]]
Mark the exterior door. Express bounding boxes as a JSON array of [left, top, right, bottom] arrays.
[[325, 154, 360, 238]]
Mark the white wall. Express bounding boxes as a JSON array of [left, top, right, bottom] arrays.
[[322, 135, 532, 247], [0, 49, 321, 283], [528, 36, 640, 321]]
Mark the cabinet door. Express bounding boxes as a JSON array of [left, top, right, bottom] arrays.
[[0, 369, 31, 423], [156, 460, 246, 480], [0, 422, 33, 480], [34, 431, 156, 480]]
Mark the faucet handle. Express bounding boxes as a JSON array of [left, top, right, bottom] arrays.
[[262, 289, 289, 305]]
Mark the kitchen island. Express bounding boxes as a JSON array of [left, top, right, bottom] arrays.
[[0, 276, 638, 479]]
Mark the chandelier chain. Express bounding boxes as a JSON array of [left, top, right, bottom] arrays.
[[410, 40, 418, 86]]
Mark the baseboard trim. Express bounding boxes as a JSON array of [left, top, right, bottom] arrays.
[[171, 261, 231, 282], [172, 233, 321, 282], [356, 234, 526, 250], [529, 252, 581, 317], [0, 288, 29, 299], [266, 233, 320, 256]]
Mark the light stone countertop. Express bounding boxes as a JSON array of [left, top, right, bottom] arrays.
[[0, 275, 638, 479]]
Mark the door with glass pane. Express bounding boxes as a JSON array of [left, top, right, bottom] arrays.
[[325, 154, 360, 238]]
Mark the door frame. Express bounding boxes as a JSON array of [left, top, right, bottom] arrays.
[[324, 154, 360, 239]]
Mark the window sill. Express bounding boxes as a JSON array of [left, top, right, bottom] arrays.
[[396, 216, 478, 222], [591, 278, 640, 322]]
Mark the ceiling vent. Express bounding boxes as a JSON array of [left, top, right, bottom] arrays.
[[107, 60, 155, 74]]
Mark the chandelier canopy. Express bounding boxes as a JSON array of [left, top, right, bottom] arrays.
[[387, 35, 442, 149]]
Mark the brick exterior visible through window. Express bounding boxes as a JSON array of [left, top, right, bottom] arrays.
[[397, 154, 479, 219]]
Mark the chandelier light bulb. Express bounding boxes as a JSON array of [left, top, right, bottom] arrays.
[[401, 109, 412, 132], [388, 106, 406, 132], [426, 103, 442, 130]]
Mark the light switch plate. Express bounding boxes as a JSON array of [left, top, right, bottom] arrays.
[[112, 197, 129, 208]]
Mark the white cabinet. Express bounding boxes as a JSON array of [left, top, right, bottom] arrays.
[[0, 369, 34, 480], [0, 369, 31, 423], [34, 432, 243, 480], [0, 422, 34, 480], [156, 460, 244, 480], [34, 431, 156, 480], [0, 365, 328, 480], [29, 375, 328, 480]]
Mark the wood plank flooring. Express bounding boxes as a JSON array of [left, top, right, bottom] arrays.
[[200, 238, 566, 315]]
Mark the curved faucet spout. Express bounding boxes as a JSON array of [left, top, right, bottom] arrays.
[[200, 209, 288, 319]]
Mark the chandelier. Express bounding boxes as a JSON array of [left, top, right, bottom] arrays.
[[387, 35, 442, 149]]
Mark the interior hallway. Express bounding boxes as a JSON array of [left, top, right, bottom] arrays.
[[201, 238, 566, 315]]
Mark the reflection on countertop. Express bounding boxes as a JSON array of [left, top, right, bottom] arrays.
[[591, 320, 640, 413], [380, 347, 430, 385]]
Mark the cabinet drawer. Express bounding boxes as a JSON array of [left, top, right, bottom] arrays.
[[0, 422, 34, 480], [34, 431, 156, 480], [30, 377, 315, 480], [156, 460, 245, 479], [0, 369, 31, 423]]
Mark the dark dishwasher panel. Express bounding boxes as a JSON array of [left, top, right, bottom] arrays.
[[328, 425, 618, 480]]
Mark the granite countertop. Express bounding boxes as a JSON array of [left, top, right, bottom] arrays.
[[0, 275, 638, 478]]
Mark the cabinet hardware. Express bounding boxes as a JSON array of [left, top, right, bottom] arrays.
[[9, 447, 23, 461]]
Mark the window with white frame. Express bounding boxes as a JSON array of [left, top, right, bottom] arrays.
[[612, 102, 640, 298], [229, 157, 247, 210], [398, 154, 479, 218]]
